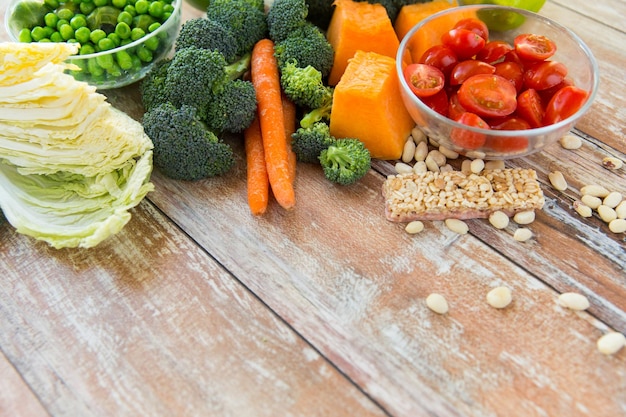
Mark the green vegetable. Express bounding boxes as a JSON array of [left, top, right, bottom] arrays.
[[291, 122, 336, 163], [142, 103, 235, 180], [274, 22, 335, 78], [204, 79, 258, 134], [304, 0, 335, 30], [266, 0, 309, 43], [279, 61, 333, 110], [140, 57, 171, 111], [300, 92, 333, 129], [174, 17, 238, 63], [206, 0, 267, 57], [319, 138, 371, 185]]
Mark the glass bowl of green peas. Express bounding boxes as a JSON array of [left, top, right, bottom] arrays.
[[5, 0, 182, 89]]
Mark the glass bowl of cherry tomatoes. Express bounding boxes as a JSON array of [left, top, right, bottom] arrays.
[[396, 4, 599, 159]]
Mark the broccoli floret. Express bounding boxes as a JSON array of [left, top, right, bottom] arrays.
[[143, 103, 234, 180], [280, 61, 333, 110], [266, 0, 309, 42], [206, 0, 268, 56], [163, 47, 251, 121], [300, 91, 333, 129], [305, 0, 335, 30], [291, 122, 336, 163], [140, 57, 171, 112], [175, 18, 239, 63], [274, 22, 334, 78], [319, 138, 371, 185], [205, 79, 257, 133]]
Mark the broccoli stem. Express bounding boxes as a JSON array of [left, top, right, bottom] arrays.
[[225, 52, 252, 81], [300, 96, 332, 128]]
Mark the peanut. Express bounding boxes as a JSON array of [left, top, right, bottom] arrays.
[[602, 156, 623, 170], [581, 184, 610, 198], [513, 228, 533, 242], [402, 138, 417, 163], [513, 210, 535, 225], [445, 218, 469, 235], [548, 171, 568, 191], [608, 218, 626, 234], [558, 292, 590, 311], [597, 205, 617, 223], [405, 220, 425, 234], [573, 201, 593, 218], [603, 191, 623, 209], [597, 332, 626, 355], [559, 134, 582, 150], [486, 286, 512, 309], [426, 293, 449, 314], [489, 211, 509, 229]]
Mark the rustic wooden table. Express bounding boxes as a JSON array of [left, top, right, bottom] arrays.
[[1, 1, 625, 416]]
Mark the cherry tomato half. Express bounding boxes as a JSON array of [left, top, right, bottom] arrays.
[[543, 85, 588, 125], [419, 45, 459, 78], [441, 28, 486, 60], [538, 77, 574, 103], [420, 88, 449, 117], [514, 33, 556, 61], [404, 63, 445, 98], [516, 88, 544, 128], [523, 60, 568, 91], [494, 61, 524, 92], [448, 90, 467, 121], [476, 40, 514, 64], [454, 18, 489, 42], [489, 116, 531, 131], [450, 60, 495, 86], [457, 74, 517, 118], [486, 117, 530, 153], [451, 112, 489, 150]]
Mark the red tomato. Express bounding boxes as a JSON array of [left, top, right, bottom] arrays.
[[489, 116, 532, 130], [476, 40, 514, 64], [543, 85, 588, 125], [419, 45, 459, 77], [441, 28, 486, 60], [454, 18, 489, 41], [404, 63, 445, 98], [538, 77, 574, 103], [420, 88, 449, 117], [516, 88, 544, 128], [457, 74, 517, 118], [523, 61, 568, 90], [494, 61, 524, 92], [514, 33, 557, 61], [486, 135, 529, 153], [448, 90, 466, 121], [451, 112, 489, 149], [450, 60, 495, 86]]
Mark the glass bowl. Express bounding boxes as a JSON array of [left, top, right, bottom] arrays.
[[396, 5, 599, 159], [4, 0, 182, 90]]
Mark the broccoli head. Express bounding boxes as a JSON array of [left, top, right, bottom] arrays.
[[175, 17, 239, 63], [274, 22, 334, 78], [266, 0, 309, 42], [319, 138, 371, 185], [291, 122, 336, 163], [204, 79, 258, 134], [140, 57, 171, 112], [280, 61, 333, 110], [142, 103, 234, 181], [206, 0, 268, 56], [305, 0, 335, 30]]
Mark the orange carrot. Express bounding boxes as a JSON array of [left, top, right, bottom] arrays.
[[244, 114, 269, 215], [282, 92, 297, 185], [250, 38, 296, 210]]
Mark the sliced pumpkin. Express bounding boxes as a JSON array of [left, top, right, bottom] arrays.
[[330, 50, 415, 160], [326, 0, 400, 86]]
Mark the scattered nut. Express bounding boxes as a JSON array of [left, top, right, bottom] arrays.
[[426, 293, 449, 314], [485, 160, 505, 170], [602, 156, 623, 170], [411, 127, 427, 144], [597, 332, 626, 355], [402, 138, 417, 163], [439, 146, 459, 159], [581, 194, 602, 210], [597, 205, 617, 223], [445, 219, 469, 235], [425, 153, 440, 172], [603, 191, 623, 209], [513, 227, 533, 242], [486, 286, 512, 309], [395, 162, 414, 175], [573, 201, 593, 217], [548, 171, 568, 191], [470, 158, 485, 174], [608, 218, 626, 234], [513, 210, 535, 225], [428, 149, 447, 167], [413, 161, 427, 174], [559, 134, 582, 150], [439, 164, 454, 173], [489, 211, 510, 229], [414, 140, 429, 162], [558, 292, 590, 311], [615, 201, 626, 219], [580, 184, 610, 198], [460, 159, 472, 175], [405, 220, 425, 234]]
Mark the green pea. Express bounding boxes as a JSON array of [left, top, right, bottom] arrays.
[[98, 37, 116, 50], [148, 1, 163, 18], [70, 15, 87, 30], [59, 24, 74, 40], [87, 58, 105, 76], [163, 4, 174, 14], [134, 0, 149, 14], [113, 22, 130, 39], [123, 5, 136, 16], [136, 45, 152, 62], [31, 26, 48, 41], [38, 38, 52, 42], [120, 38, 132, 46], [93, 0, 110, 7], [90, 28, 106, 44], [115, 50, 133, 69], [42, 26, 55, 38], [147, 22, 160, 32], [107, 32, 121, 46], [57, 8, 74, 21], [96, 54, 114, 69], [106, 61, 123, 77], [144, 35, 159, 51], [50, 31, 63, 42], [117, 10, 133, 25], [44, 0, 60, 9], [79, 43, 96, 54], [132, 14, 154, 31], [79, 2, 96, 15], [18, 28, 33, 43], [130, 27, 145, 41], [74, 26, 91, 44], [112, 0, 127, 8], [162, 11, 171, 21], [131, 53, 142, 70], [44, 12, 59, 28]]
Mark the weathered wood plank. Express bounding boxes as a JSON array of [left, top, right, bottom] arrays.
[[0, 203, 387, 417], [0, 350, 50, 417]]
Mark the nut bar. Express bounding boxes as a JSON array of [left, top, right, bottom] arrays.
[[382, 169, 545, 222]]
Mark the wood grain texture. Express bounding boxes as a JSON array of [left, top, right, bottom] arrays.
[[0, 350, 50, 417]]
